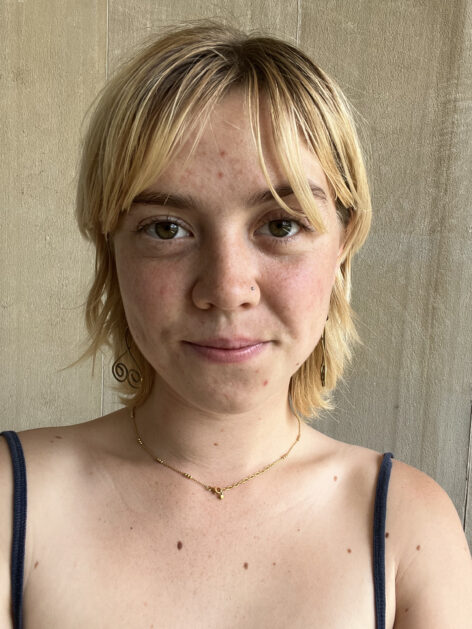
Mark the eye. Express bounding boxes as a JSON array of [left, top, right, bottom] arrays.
[[259, 216, 301, 238], [138, 218, 189, 240], [258, 211, 314, 241]]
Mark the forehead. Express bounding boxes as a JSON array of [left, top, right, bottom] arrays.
[[152, 90, 331, 202]]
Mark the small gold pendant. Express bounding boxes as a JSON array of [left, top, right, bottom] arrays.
[[211, 487, 224, 499]]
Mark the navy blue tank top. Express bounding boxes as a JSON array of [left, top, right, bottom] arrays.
[[1, 430, 394, 628]]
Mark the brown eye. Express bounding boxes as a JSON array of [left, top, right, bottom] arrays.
[[141, 220, 188, 240], [258, 214, 304, 240], [267, 219, 297, 238]]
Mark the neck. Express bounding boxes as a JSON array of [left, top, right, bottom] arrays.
[[131, 380, 303, 490]]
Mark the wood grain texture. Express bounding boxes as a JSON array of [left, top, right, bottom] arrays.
[[0, 0, 107, 430]]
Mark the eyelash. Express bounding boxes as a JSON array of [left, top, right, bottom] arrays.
[[136, 211, 315, 245]]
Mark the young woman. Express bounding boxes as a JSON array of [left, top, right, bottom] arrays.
[[1, 21, 471, 629]]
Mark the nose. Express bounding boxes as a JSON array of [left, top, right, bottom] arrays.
[[191, 235, 260, 311]]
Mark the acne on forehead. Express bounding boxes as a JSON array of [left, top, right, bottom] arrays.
[[145, 93, 335, 221]]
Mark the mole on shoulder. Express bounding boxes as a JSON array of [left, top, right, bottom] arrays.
[[347, 548, 352, 553], [416, 544, 421, 551], [34, 561, 39, 569], [177, 541, 183, 550], [213, 442, 219, 446], [333, 475, 338, 481], [385, 532, 389, 538], [243, 562, 249, 569], [272, 562, 276, 566], [130, 526, 134, 530], [405, 608, 409, 613]]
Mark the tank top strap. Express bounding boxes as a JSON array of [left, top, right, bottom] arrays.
[[373, 451, 394, 629], [1, 430, 27, 629]]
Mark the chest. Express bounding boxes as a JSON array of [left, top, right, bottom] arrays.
[[23, 479, 397, 628]]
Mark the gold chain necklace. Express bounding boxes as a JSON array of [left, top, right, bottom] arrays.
[[131, 406, 301, 500]]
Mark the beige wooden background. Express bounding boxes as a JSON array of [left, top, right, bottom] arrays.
[[1, 1, 471, 547]]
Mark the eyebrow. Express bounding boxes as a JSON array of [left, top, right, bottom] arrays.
[[131, 182, 328, 211]]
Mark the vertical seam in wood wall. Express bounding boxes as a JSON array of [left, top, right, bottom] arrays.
[[296, 0, 301, 44], [464, 400, 472, 530]]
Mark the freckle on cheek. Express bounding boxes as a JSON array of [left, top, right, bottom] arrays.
[[217, 171, 224, 178], [219, 150, 226, 157]]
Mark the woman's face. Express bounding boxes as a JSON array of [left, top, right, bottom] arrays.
[[113, 90, 346, 414]]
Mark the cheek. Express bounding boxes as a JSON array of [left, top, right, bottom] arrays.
[[115, 259, 179, 334], [275, 254, 336, 308], [293, 271, 330, 323], [269, 251, 337, 346]]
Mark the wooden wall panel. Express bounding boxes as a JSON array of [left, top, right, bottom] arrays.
[[0, 0, 107, 429]]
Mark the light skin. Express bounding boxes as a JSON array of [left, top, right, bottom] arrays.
[[112, 89, 346, 490]]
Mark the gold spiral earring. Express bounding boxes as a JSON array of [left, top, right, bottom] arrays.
[[112, 328, 143, 389]]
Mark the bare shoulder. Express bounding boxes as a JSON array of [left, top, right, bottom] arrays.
[[9, 409, 127, 472], [334, 444, 472, 626], [385, 457, 472, 627], [0, 411, 127, 590]]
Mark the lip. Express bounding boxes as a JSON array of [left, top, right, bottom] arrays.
[[183, 340, 268, 364], [186, 337, 265, 349]]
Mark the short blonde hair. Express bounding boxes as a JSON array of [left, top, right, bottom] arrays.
[[76, 20, 372, 420]]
